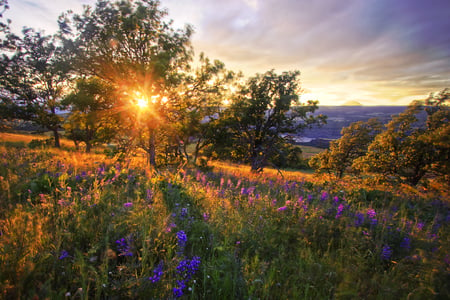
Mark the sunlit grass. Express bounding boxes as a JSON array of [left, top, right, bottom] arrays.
[[0, 133, 448, 299]]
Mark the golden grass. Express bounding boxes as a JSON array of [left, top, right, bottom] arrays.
[[209, 160, 315, 182]]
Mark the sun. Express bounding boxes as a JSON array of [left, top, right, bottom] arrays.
[[136, 97, 148, 109]]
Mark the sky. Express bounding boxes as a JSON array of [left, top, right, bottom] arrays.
[[4, 0, 450, 106]]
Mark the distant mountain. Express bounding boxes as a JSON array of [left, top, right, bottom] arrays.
[[341, 100, 362, 106]]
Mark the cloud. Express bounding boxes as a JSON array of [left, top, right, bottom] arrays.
[[6, 0, 450, 105]]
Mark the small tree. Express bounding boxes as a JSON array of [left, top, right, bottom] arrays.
[[62, 77, 118, 152], [309, 118, 383, 178], [0, 28, 70, 147], [355, 90, 449, 186], [212, 70, 326, 172], [171, 53, 236, 164]]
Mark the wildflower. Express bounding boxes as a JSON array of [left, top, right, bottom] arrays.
[[176, 256, 201, 280], [416, 222, 424, 231], [321, 191, 328, 201], [123, 202, 133, 208], [116, 238, 133, 256], [354, 212, 364, 227], [59, 250, 70, 260], [366, 209, 376, 219], [176, 230, 187, 255], [202, 212, 210, 222], [173, 256, 201, 298], [380, 245, 392, 261], [400, 237, 411, 250], [335, 203, 344, 219], [149, 261, 164, 283], [333, 196, 339, 204], [277, 206, 287, 212]]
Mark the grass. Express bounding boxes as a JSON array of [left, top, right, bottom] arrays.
[[0, 133, 449, 299]]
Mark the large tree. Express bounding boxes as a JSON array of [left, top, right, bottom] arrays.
[[212, 70, 326, 172], [0, 28, 70, 147], [309, 118, 383, 178], [59, 0, 193, 167]]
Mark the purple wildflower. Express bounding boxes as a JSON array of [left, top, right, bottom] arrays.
[[321, 191, 328, 201], [335, 204, 345, 219], [381, 245, 392, 261], [173, 256, 201, 298], [416, 222, 425, 231], [149, 261, 164, 283], [123, 202, 133, 208], [176, 230, 187, 255], [400, 237, 411, 250], [367, 209, 376, 219], [59, 250, 70, 260], [354, 212, 364, 227], [116, 238, 133, 256], [277, 206, 287, 212]]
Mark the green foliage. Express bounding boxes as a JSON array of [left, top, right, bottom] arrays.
[[355, 90, 449, 186], [0, 27, 70, 147], [62, 77, 119, 152], [310, 118, 382, 177]]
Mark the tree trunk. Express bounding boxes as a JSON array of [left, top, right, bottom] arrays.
[[85, 141, 92, 153], [148, 131, 157, 168], [52, 128, 60, 148]]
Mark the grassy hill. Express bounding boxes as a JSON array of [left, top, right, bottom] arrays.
[[0, 133, 448, 299]]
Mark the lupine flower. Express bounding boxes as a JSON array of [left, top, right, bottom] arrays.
[[180, 208, 188, 218], [335, 203, 345, 219], [176, 256, 201, 278], [123, 202, 133, 208], [59, 250, 70, 260], [381, 245, 392, 261], [400, 237, 411, 250], [173, 256, 201, 298], [416, 222, 425, 231], [149, 261, 164, 283], [333, 196, 339, 204], [203, 212, 210, 221], [176, 230, 187, 254], [116, 238, 133, 256], [321, 191, 328, 201], [367, 209, 376, 219], [277, 206, 287, 212], [354, 212, 364, 227]]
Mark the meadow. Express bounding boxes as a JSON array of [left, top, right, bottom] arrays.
[[0, 133, 449, 299]]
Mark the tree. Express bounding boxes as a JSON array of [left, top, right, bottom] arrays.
[[0, 28, 70, 147], [309, 118, 383, 178], [62, 77, 118, 152], [59, 0, 193, 167], [170, 53, 236, 164], [355, 90, 449, 186], [212, 70, 326, 172]]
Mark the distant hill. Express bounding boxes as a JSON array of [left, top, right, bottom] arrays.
[[297, 106, 410, 148], [341, 100, 362, 106]]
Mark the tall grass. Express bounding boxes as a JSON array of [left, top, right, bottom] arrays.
[[0, 135, 448, 299]]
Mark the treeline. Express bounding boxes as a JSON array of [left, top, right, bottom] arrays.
[[0, 0, 325, 172], [310, 88, 449, 186]]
